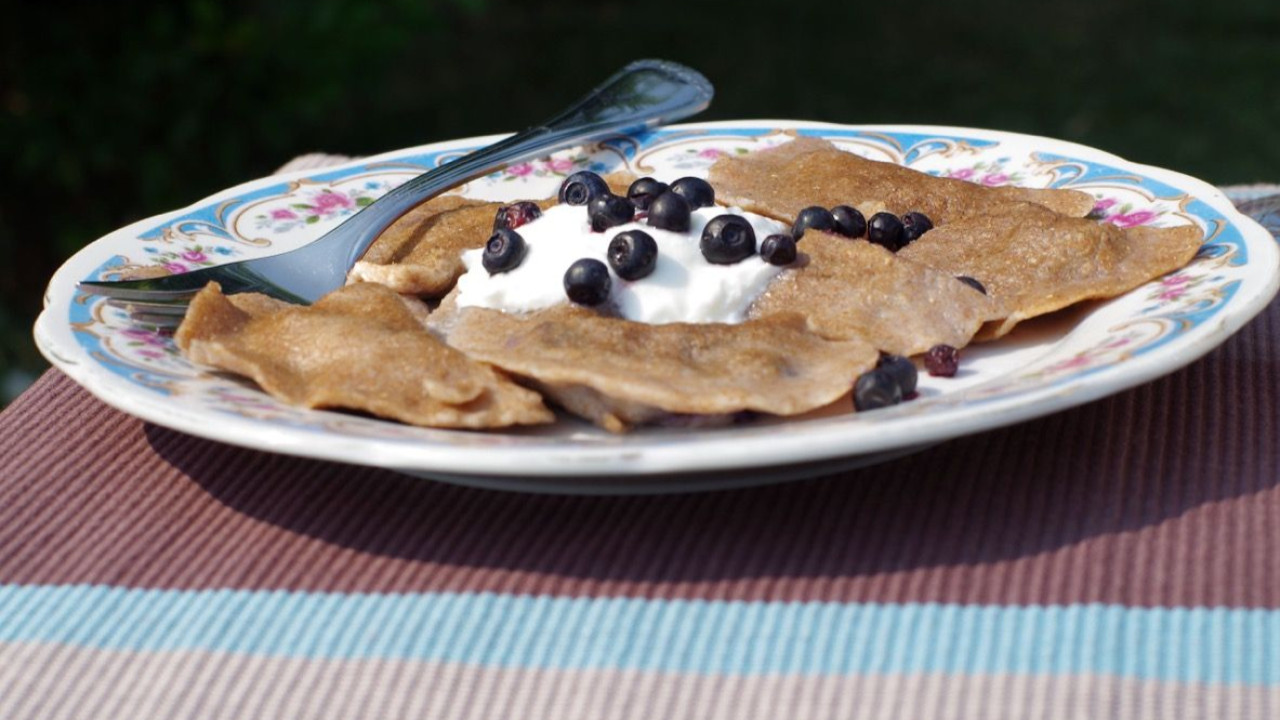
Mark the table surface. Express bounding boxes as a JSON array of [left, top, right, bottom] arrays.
[[2, 161, 1278, 719]]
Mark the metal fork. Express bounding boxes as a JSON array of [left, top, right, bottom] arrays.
[[78, 59, 714, 329]]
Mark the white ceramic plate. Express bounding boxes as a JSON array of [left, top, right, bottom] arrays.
[[36, 121, 1280, 494]]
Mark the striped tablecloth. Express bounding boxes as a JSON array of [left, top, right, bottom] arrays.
[[1, 163, 1277, 719]]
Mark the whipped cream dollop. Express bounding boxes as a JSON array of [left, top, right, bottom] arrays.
[[455, 203, 788, 324]]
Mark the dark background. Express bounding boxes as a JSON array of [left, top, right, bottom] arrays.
[[2, 0, 1277, 404]]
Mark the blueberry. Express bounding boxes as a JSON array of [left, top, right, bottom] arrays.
[[700, 214, 757, 265], [901, 211, 934, 243], [791, 206, 836, 240], [854, 368, 904, 411], [831, 205, 867, 238], [876, 353, 918, 396], [669, 177, 715, 209], [492, 201, 542, 231], [563, 258, 612, 305], [867, 212, 905, 251], [588, 193, 635, 232], [558, 171, 609, 206], [608, 230, 659, 281], [646, 191, 692, 232], [924, 344, 961, 377], [627, 177, 669, 211], [760, 233, 797, 266], [481, 229, 528, 275], [956, 276, 987, 295]]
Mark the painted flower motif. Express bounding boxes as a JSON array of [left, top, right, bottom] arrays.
[[129, 243, 235, 274], [490, 153, 592, 182], [1109, 210, 1158, 228], [114, 325, 182, 364], [1142, 272, 1204, 306], [544, 157, 576, 173], [1089, 197, 1164, 227], [1038, 335, 1131, 375], [121, 328, 167, 346], [943, 160, 1023, 187], [668, 145, 749, 170], [253, 182, 390, 232], [313, 191, 353, 212], [472, 152, 595, 184], [1092, 197, 1118, 215], [1042, 354, 1094, 373]]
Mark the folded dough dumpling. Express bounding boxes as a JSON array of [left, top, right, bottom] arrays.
[[175, 282, 553, 429], [708, 136, 1096, 224], [348, 195, 528, 298], [440, 304, 879, 432], [349, 173, 636, 298], [749, 231, 995, 356], [898, 204, 1203, 337]]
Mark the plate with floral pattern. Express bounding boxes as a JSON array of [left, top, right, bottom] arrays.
[[35, 121, 1280, 493]]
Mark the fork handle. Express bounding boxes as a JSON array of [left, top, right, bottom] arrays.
[[317, 59, 714, 271]]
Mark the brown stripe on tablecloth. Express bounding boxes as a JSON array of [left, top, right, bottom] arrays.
[[1, 297, 1278, 606]]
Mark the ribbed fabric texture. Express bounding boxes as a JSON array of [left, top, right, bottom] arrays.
[[1, 295, 1277, 719], [1, 166, 1276, 718], [3, 321, 1278, 606]]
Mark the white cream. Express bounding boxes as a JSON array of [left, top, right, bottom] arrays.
[[455, 203, 788, 324]]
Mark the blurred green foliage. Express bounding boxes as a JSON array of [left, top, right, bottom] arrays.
[[2, 0, 1277, 405]]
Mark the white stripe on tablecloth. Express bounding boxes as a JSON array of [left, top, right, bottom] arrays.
[[0, 640, 1274, 720]]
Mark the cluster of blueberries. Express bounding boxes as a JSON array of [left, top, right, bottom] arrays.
[[482, 170, 804, 306], [784, 204, 972, 408], [480, 169, 966, 411], [857, 345, 961, 411], [792, 204, 932, 253]]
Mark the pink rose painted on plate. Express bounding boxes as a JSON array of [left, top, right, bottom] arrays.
[[489, 154, 591, 181], [1153, 273, 1194, 302], [668, 145, 749, 170], [944, 161, 1022, 186], [134, 243, 231, 274], [1109, 210, 1158, 228], [1090, 196, 1163, 227], [253, 182, 389, 232], [312, 191, 353, 212], [121, 328, 167, 347], [543, 158, 576, 173]]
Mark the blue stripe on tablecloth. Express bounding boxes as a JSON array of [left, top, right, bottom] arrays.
[[0, 585, 1276, 685]]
